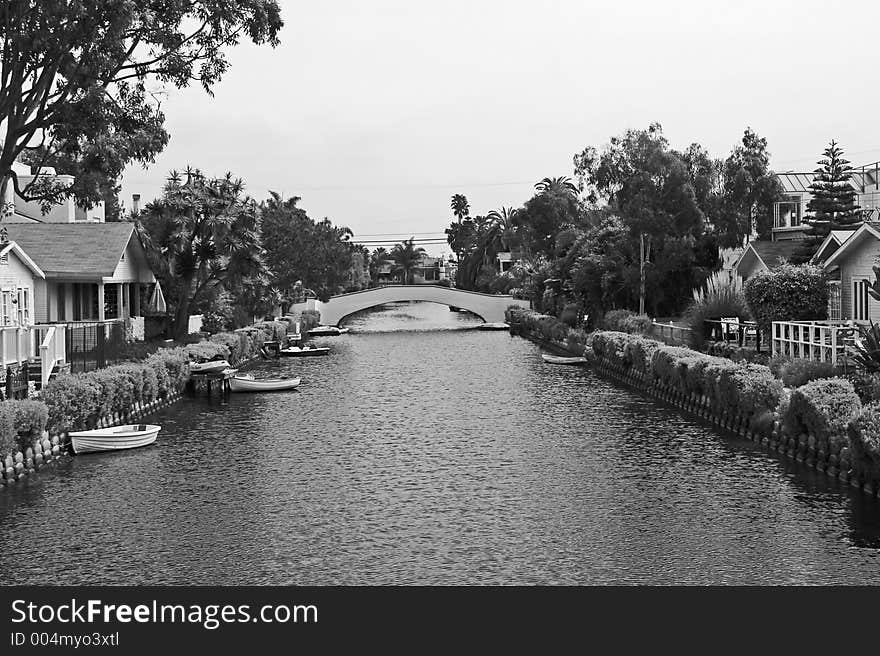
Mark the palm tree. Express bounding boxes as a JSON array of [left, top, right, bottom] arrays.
[[487, 206, 519, 251], [534, 176, 578, 196], [390, 238, 426, 285], [450, 194, 470, 221], [369, 247, 389, 286]]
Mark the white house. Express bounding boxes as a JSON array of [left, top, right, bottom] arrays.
[[4, 222, 156, 334], [2, 160, 105, 223]]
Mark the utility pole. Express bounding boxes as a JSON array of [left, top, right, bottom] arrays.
[[639, 232, 651, 316]]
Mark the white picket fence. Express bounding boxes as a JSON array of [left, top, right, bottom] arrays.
[[771, 321, 857, 365]]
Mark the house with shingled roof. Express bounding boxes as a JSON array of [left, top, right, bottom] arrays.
[[3, 222, 155, 329]]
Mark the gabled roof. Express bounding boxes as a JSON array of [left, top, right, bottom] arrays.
[[0, 241, 45, 278], [811, 229, 859, 264], [822, 222, 880, 270], [737, 239, 803, 274], [1, 222, 142, 279]]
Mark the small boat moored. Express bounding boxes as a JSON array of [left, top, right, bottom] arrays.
[[190, 359, 233, 374], [69, 424, 161, 454], [308, 325, 349, 336], [541, 353, 588, 366], [477, 322, 509, 331], [229, 374, 301, 392], [279, 345, 330, 357]]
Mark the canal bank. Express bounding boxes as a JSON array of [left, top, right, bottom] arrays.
[[2, 301, 879, 585], [0, 320, 289, 490], [506, 308, 880, 499]]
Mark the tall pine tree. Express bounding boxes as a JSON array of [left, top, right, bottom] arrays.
[[792, 140, 861, 263]]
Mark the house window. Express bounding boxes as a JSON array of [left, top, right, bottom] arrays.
[[0, 290, 11, 325], [774, 196, 802, 228], [0, 253, 7, 265], [853, 280, 871, 321], [12, 288, 30, 326], [828, 281, 841, 320]]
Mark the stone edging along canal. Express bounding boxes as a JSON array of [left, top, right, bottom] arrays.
[[0, 387, 186, 490], [510, 326, 880, 499]]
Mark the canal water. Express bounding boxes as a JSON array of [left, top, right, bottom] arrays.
[[2, 301, 880, 584]]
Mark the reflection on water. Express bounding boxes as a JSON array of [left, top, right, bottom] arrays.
[[1, 301, 880, 584]]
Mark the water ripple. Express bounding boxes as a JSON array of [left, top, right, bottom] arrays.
[[2, 302, 880, 585]]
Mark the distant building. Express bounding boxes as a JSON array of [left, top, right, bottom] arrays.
[[735, 161, 880, 281], [3, 160, 105, 223], [771, 162, 880, 241]]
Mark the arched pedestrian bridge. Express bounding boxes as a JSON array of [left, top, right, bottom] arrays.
[[292, 285, 530, 326]]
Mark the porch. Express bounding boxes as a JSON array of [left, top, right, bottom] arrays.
[[1, 323, 67, 395]]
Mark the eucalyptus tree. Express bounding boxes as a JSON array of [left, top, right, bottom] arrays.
[[574, 123, 714, 316], [0, 0, 283, 217]]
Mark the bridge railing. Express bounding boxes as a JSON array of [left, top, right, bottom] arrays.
[[325, 284, 524, 299]]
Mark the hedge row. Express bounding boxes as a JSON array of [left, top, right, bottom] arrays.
[[505, 306, 569, 342], [0, 400, 48, 455], [592, 332, 784, 420], [602, 309, 652, 334], [0, 326, 277, 456], [783, 378, 862, 454], [590, 331, 880, 482]]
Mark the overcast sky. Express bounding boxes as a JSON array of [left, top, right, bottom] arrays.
[[121, 0, 880, 256]]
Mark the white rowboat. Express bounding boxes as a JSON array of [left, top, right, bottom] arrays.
[[190, 359, 232, 374], [541, 354, 588, 365], [279, 346, 330, 357], [69, 424, 161, 454], [308, 326, 349, 336], [229, 374, 301, 392]]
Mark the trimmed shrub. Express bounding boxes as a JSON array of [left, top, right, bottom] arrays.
[[559, 303, 581, 328], [299, 310, 321, 334], [776, 359, 840, 388], [565, 328, 591, 355], [143, 349, 189, 398], [506, 309, 569, 342], [717, 363, 784, 416], [848, 402, 880, 480], [184, 340, 229, 363], [42, 373, 102, 434], [603, 309, 652, 334], [744, 264, 829, 334], [603, 309, 634, 331], [592, 331, 642, 369], [706, 341, 743, 361], [783, 377, 861, 451], [0, 403, 16, 456], [626, 337, 665, 372], [254, 320, 287, 343], [650, 345, 697, 387], [9, 400, 48, 450], [846, 372, 880, 405]]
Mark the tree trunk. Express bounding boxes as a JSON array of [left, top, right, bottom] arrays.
[[0, 174, 12, 221], [172, 275, 195, 341]]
